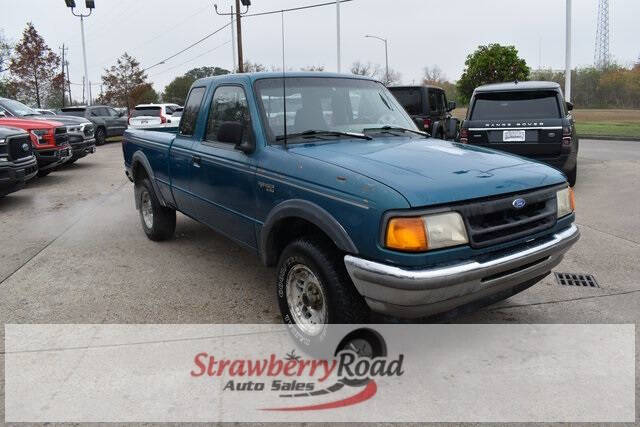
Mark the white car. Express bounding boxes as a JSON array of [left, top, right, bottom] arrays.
[[128, 104, 181, 128]]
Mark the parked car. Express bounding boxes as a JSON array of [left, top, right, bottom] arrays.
[[0, 98, 96, 163], [35, 108, 57, 116], [59, 105, 128, 145], [0, 117, 72, 177], [388, 85, 458, 139], [122, 72, 579, 337], [459, 81, 579, 186], [128, 104, 181, 129], [0, 126, 38, 197]]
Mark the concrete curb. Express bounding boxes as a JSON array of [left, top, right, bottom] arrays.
[[578, 134, 640, 142]]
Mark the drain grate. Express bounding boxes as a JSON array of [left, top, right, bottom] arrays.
[[554, 272, 599, 288]]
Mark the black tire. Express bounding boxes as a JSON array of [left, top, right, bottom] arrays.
[[277, 236, 369, 345], [37, 169, 50, 177], [135, 178, 176, 241], [566, 165, 577, 187], [95, 127, 106, 146]]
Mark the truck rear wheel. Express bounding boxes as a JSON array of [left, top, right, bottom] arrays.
[[276, 236, 369, 341], [136, 178, 176, 241]]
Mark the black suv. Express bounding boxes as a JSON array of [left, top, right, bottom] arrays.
[[388, 85, 458, 139], [0, 126, 38, 197], [59, 105, 128, 145], [460, 81, 578, 186]]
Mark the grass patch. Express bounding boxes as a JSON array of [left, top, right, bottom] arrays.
[[575, 122, 640, 139]]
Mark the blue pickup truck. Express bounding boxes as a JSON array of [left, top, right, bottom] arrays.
[[122, 72, 579, 336]]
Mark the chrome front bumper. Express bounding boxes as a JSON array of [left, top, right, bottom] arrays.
[[344, 224, 580, 318]]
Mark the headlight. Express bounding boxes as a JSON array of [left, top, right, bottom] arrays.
[[66, 124, 85, 133], [31, 129, 48, 141], [385, 212, 468, 252], [556, 187, 575, 218]]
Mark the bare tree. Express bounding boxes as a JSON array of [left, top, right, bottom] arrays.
[[350, 61, 380, 78], [423, 65, 446, 84], [300, 65, 325, 72]]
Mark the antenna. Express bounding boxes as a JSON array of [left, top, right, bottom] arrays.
[[281, 10, 287, 148]]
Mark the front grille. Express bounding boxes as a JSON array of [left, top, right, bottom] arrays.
[[54, 127, 69, 146], [458, 186, 559, 248], [7, 135, 33, 161], [84, 124, 94, 137]]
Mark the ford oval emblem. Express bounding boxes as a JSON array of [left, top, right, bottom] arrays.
[[21, 143, 29, 152], [512, 198, 526, 209]]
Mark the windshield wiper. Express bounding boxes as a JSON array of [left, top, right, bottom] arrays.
[[363, 126, 430, 138], [276, 130, 372, 142]]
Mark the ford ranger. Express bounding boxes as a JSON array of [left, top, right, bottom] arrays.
[[0, 126, 38, 197], [122, 72, 579, 337]]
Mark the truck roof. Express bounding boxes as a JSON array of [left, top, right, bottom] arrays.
[[193, 71, 378, 86], [474, 81, 561, 93], [388, 85, 444, 91]]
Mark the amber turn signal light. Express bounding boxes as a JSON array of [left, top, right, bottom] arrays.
[[385, 217, 428, 252]]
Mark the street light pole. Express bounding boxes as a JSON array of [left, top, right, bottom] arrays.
[[65, 1, 94, 105], [565, 0, 572, 102], [365, 34, 388, 85], [336, 0, 341, 72]]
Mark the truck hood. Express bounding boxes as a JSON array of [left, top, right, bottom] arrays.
[[30, 115, 91, 126], [289, 137, 567, 207]]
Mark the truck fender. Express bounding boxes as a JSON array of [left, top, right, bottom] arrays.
[[259, 199, 359, 266], [131, 150, 168, 209]]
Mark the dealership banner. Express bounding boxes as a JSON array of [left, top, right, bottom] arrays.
[[4, 324, 635, 422]]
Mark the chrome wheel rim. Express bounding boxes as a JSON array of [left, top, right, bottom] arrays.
[[141, 190, 154, 229], [285, 264, 327, 336]]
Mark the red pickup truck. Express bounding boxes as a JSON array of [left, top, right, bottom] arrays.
[[0, 117, 72, 176]]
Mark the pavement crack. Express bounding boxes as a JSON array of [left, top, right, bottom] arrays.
[[486, 288, 640, 311], [575, 222, 640, 246]]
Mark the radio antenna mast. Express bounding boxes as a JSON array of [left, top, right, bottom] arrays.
[[281, 10, 287, 148]]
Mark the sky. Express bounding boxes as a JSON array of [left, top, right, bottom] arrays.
[[1, 0, 639, 97]]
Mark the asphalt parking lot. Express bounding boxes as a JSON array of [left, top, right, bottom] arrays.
[[1, 139, 639, 419]]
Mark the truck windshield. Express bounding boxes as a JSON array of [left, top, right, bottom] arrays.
[[1, 98, 41, 116], [254, 77, 416, 143], [470, 91, 561, 120]]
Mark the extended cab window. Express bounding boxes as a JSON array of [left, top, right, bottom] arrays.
[[179, 87, 206, 136], [471, 91, 561, 120], [205, 86, 251, 144]]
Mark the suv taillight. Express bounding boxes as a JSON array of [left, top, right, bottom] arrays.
[[459, 128, 469, 144], [160, 114, 167, 124], [562, 125, 572, 145], [422, 118, 432, 131]]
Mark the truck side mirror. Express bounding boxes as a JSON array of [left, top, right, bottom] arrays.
[[217, 121, 255, 154], [447, 101, 457, 112], [565, 101, 574, 111], [0, 111, 6, 118]]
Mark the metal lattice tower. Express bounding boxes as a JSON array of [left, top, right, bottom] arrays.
[[594, 0, 610, 68]]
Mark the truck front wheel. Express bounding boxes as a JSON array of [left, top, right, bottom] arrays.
[[136, 178, 176, 241], [276, 237, 369, 339]]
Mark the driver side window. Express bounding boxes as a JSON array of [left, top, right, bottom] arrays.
[[205, 86, 251, 144]]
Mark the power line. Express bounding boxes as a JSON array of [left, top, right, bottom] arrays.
[[142, 22, 231, 72], [243, 0, 354, 17], [149, 40, 231, 78]]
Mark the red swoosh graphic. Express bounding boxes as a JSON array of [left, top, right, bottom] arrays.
[[261, 380, 377, 411]]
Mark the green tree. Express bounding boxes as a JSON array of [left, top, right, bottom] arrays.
[[8, 23, 61, 107], [101, 52, 150, 109], [456, 44, 530, 104], [162, 66, 229, 104]]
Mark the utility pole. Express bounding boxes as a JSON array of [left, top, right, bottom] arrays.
[[214, 1, 250, 73], [564, 0, 572, 102], [66, 60, 72, 105], [235, 0, 243, 72], [60, 44, 68, 107], [336, 0, 341, 72]]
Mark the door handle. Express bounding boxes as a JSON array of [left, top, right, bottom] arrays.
[[192, 155, 201, 167]]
